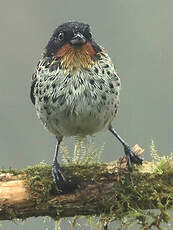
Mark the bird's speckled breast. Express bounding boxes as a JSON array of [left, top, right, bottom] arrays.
[[34, 52, 121, 137]]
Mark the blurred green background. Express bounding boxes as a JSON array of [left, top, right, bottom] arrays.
[[0, 0, 173, 229]]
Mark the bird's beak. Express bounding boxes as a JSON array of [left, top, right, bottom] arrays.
[[70, 33, 86, 46]]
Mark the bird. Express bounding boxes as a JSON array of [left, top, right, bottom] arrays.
[[30, 21, 143, 192]]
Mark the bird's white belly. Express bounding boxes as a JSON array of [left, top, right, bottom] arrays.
[[35, 64, 120, 138], [40, 103, 114, 137]]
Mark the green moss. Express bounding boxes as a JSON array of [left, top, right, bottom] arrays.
[[98, 143, 173, 230], [1, 141, 173, 229], [114, 168, 173, 218], [0, 167, 23, 175], [23, 162, 53, 203]]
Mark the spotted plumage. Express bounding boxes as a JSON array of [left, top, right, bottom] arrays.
[[31, 21, 142, 192], [32, 51, 120, 137]]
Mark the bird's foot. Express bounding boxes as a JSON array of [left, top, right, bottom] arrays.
[[52, 161, 67, 192], [124, 145, 143, 170], [52, 161, 77, 193]]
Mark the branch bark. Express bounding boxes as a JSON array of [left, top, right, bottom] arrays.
[[0, 158, 172, 220]]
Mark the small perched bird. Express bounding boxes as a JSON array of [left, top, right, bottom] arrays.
[[30, 21, 143, 191]]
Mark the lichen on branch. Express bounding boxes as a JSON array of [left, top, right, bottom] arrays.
[[0, 142, 173, 230]]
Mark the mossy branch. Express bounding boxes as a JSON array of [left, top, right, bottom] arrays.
[[0, 157, 173, 222]]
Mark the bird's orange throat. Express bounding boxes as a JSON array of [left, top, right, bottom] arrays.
[[56, 42, 96, 71]]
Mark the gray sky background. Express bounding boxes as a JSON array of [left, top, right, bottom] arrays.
[[0, 0, 173, 229]]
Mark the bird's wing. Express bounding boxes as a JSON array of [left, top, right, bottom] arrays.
[[30, 72, 37, 105]]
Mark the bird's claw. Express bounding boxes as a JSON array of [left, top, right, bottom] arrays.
[[124, 145, 143, 170], [52, 161, 66, 191]]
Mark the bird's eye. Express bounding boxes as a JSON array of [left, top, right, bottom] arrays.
[[88, 32, 92, 39], [84, 31, 92, 40], [58, 32, 64, 41]]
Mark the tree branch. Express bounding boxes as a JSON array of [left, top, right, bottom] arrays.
[[0, 158, 172, 221]]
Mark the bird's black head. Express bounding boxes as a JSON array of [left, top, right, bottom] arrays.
[[44, 21, 101, 57]]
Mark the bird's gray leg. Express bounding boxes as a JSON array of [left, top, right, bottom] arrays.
[[108, 126, 143, 169], [52, 136, 66, 190]]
